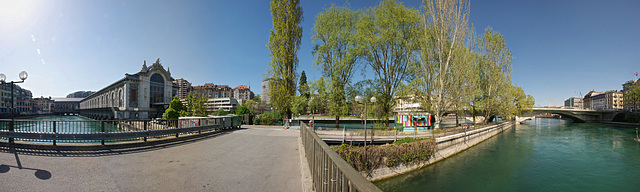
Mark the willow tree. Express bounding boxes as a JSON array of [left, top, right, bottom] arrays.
[[267, 0, 303, 119], [416, 0, 472, 129], [313, 4, 362, 129], [359, 0, 421, 127]]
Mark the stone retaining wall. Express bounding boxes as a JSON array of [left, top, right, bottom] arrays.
[[366, 121, 515, 181]]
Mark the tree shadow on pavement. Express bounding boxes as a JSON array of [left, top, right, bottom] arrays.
[[0, 128, 246, 157]]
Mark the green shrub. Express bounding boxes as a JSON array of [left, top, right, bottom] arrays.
[[252, 111, 285, 125], [393, 137, 424, 144], [332, 138, 436, 172]]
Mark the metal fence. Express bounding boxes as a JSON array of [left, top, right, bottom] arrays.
[[0, 116, 242, 145], [300, 123, 382, 192]]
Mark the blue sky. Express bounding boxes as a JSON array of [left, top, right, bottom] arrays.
[[0, 0, 638, 106]]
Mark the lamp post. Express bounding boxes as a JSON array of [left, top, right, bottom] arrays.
[[355, 95, 376, 147], [0, 71, 28, 144]]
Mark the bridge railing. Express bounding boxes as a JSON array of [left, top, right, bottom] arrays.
[[0, 116, 242, 145], [300, 123, 382, 192]]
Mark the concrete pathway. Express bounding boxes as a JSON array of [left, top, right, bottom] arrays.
[[0, 126, 303, 192]]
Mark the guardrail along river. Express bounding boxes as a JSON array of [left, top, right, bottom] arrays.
[[376, 118, 640, 192]]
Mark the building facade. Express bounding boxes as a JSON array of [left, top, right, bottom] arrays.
[[622, 78, 639, 111], [204, 97, 238, 113], [261, 78, 270, 104], [0, 83, 10, 113], [564, 97, 583, 109], [585, 91, 623, 110], [174, 78, 191, 100], [233, 85, 254, 102], [66, 91, 95, 98], [34, 96, 54, 113], [53, 98, 82, 115], [79, 59, 178, 120], [583, 91, 599, 109], [0, 84, 35, 114], [190, 83, 232, 98]]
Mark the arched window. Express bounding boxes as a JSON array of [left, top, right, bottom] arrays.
[[119, 90, 123, 107], [112, 92, 115, 107], [150, 73, 165, 105]]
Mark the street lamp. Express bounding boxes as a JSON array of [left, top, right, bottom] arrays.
[[0, 71, 28, 144], [355, 95, 376, 148]]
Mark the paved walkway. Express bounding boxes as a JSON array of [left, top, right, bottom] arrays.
[[0, 126, 303, 191]]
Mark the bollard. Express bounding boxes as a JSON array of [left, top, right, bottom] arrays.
[[394, 127, 397, 142]]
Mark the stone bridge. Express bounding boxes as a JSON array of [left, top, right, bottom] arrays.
[[520, 108, 622, 123]]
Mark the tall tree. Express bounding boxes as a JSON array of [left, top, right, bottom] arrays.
[[299, 70, 310, 99], [415, 0, 471, 129], [185, 93, 208, 117], [267, 0, 303, 119], [313, 4, 362, 129], [358, 0, 421, 127], [624, 82, 640, 111], [476, 27, 513, 123], [309, 77, 328, 114]]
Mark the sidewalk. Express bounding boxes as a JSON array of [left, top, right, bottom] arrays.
[[0, 126, 304, 191]]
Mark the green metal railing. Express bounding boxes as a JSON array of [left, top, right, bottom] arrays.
[[0, 116, 242, 145]]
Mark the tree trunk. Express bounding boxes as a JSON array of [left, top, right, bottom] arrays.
[[455, 108, 459, 126], [335, 115, 340, 129], [472, 107, 476, 124]]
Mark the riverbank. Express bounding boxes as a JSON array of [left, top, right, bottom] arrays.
[[365, 121, 515, 181], [600, 121, 640, 127]]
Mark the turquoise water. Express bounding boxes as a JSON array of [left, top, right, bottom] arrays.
[[376, 118, 640, 192], [2, 115, 123, 143]]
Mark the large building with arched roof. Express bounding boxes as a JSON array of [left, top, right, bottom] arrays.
[[78, 59, 178, 120]]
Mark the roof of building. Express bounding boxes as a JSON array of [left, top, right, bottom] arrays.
[[234, 85, 250, 91], [53, 98, 84, 102]]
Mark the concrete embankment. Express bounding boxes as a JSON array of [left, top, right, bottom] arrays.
[[367, 121, 515, 181]]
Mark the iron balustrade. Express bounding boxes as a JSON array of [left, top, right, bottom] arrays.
[[0, 116, 242, 145], [300, 123, 382, 192]]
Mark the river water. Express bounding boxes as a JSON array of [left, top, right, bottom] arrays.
[[376, 118, 640, 192]]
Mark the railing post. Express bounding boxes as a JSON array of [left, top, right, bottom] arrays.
[[101, 121, 105, 145], [53, 121, 57, 146], [9, 120, 14, 144], [144, 121, 148, 142]]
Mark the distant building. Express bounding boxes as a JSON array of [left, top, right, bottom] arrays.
[[53, 98, 83, 115], [393, 94, 426, 113], [34, 96, 54, 113], [79, 59, 178, 120], [583, 91, 599, 109], [233, 85, 254, 102], [191, 83, 232, 98], [622, 78, 639, 111], [261, 78, 271, 104], [0, 84, 35, 114], [0, 83, 11, 113], [174, 78, 191, 100], [16, 87, 34, 113], [66, 91, 95, 98], [564, 97, 583, 109], [204, 97, 238, 113], [585, 90, 623, 110]]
